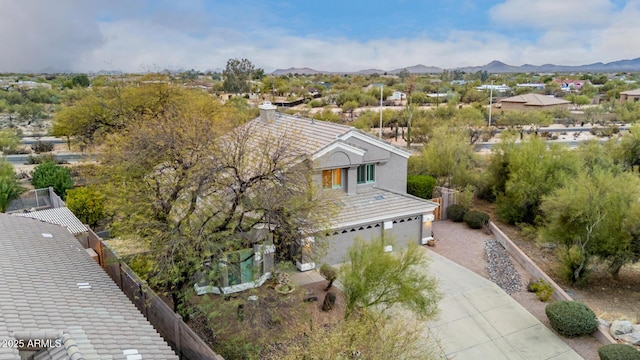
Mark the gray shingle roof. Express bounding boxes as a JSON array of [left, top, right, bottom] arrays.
[[332, 187, 439, 229], [12, 207, 88, 235], [0, 215, 178, 360]]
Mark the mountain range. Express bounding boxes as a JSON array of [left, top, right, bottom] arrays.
[[271, 57, 640, 75]]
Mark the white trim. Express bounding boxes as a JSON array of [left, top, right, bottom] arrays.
[[296, 261, 316, 271], [423, 214, 435, 222], [312, 141, 366, 161], [332, 207, 438, 229], [338, 130, 411, 159], [421, 236, 434, 245]]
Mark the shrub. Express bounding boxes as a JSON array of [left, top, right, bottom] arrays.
[[598, 343, 640, 360], [66, 186, 105, 228], [31, 161, 73, 200], [319, 263, 337, 291], [406, 175, 436, 199], [545, 301, 597, 337], [31, 140, 54, 153], [447, 204, 466, 222], [527, 278, 554, 302], [463, 210, 490, 229]]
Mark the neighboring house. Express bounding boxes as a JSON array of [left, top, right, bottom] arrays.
[[253, 102, 439, 270], [389, 90, 406, 101], [477, 84, 511, 93], [553, 79, 588, 91], [0, 214, 178, 360], [619, 89, 640, 103], [498, 93, 571, 111], [516, 83, 545, 90]]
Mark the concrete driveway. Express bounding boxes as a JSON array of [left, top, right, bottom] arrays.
[[424, 248, 582, 360]]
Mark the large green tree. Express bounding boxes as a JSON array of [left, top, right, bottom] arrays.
[[222, 58, 259, 93], [94, 88, 332, 317], [493, 136, 581, 225], [539, 168, 640, 284]]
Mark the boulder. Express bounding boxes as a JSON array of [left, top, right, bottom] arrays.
[[610, 320, 634, 339], [618, 332, 640, 346]]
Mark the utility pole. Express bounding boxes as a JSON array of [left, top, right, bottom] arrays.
[[488, 80, 494, 127], [379, 84, 383, 139]]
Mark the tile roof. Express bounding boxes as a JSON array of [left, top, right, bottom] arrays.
[[248, 112, 352, 156], [500, 93, 570, 106], [12, 207, 88, 235], [0, 215, 178, 360], [248, 111, 411, 159], [331, 187, 439, 229], [620, 88, 640, 96]]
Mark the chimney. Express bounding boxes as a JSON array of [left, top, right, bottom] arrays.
[[258, 101, 277, 123]]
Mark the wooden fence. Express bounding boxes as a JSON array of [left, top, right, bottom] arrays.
[[87, 230, 224, 360], [429, 197, 443, 221]]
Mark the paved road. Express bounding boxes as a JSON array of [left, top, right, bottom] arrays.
[[5, 153, 91, 165]]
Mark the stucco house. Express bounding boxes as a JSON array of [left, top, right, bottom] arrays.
[[619, 89, 640, 103], [497, 93, 571, 112], [253, 102, 439, 270]]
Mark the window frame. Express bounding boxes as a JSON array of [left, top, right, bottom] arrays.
[[322, 168, 343, 189], [357, 163, 376, 184]]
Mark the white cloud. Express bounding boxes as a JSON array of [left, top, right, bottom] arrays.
[[1, 0, 639, 73], [490, 0, 616, 30]]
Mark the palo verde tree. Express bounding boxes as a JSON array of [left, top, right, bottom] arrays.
[[493, 136, 581, 225], [539, 168, 640, 284], [340, 238, 441, 320], [97, 85, 333, 317]]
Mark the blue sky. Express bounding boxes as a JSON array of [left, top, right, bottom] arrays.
[[1, 0, 639, 73]]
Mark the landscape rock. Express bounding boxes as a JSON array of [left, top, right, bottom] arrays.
[[610, 320, 634, 339], [618, 332, 640, 346], [598, 318, 611, 328], [485, 240, 521, 294]]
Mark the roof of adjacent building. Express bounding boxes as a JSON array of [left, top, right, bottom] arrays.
[[247, 111, 411, 158], [0, 214, 178, 360], [620, 88, 640, 96], [331, 187, 439, 229], [500, 93, 570, 106], [12, 207, 88, 235]]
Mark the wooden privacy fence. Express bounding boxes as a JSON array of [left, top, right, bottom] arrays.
[[87, 230, 224, 360], [429, 197, 443, 220]]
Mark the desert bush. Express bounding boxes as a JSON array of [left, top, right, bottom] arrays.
[[463, 210, 490, 229], [597, 343, 640, 360], [406, 175, 436, 199], [527, 278, 554, 302], [31, 140, 54, 153], [26, 153, 66, 165], [3, 146, 30, 155], [447, 204, 467, 222], [309, 99, 323, 108], [545, 301, 597, 337], [319, 263, 338, 291], [31, 161, 73, 199]]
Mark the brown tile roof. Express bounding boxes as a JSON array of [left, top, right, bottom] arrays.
[[0, 215, 178, 360], [500, 93, 570, 106]]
